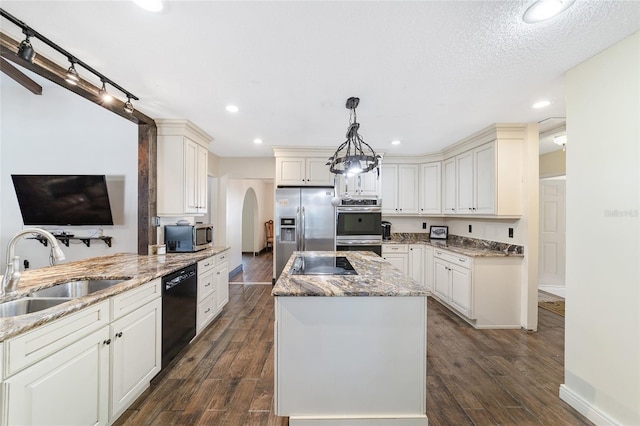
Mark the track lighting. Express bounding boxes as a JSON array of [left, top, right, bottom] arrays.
[[65, 60, 80, 85], [124, 96, 134, 114], [99, 80, 113, 103], [1, 9, 140, 112], [17, 33, 35, 62]]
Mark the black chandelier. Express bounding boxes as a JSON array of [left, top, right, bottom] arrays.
[[1, 8, 139, 114], [327, 97, 380, 176]]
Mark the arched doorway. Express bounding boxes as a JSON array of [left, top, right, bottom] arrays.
[[241, 188, 259, 255]]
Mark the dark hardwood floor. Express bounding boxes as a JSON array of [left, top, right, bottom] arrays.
[[229, 251, 273, 284], [115, 252, 591, 426]]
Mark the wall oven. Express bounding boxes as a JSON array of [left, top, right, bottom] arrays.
[[335, 198, 382, 256]]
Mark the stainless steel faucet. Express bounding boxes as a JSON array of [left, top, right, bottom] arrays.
[[1, 228, 66, 295]]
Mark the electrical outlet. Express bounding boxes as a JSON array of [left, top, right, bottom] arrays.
[[422, 222, 427, 229], [468, 224, 472, 233], [508, 228, 514, 238]]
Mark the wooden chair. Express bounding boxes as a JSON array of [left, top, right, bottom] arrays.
[[265, 220, 274, 251]]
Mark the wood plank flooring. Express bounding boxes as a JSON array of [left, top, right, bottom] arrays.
[[229, 252, 273, 284], [115, 252, 592, 426]]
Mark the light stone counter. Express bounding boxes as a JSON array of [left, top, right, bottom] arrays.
[[0, 247, 229, 341], [383, 233, 524, 257], [272, 251, 429, 297]]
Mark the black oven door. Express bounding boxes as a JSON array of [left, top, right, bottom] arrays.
[[336, 210, 382, 237], [336, 243, 382, 256]]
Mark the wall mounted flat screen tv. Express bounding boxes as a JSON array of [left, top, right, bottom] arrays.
[[11, 175, 114, 226]]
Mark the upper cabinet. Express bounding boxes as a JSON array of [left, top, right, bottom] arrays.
[[444, 137, 523, 217], [380, 164, 419, 215], [157, 119, 213, 216], [337, 170, 380, 198], [419, 162, 442, 215], [276, 157, 334, 186]]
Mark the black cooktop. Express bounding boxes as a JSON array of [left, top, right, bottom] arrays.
[[290, 256, 358, 276]]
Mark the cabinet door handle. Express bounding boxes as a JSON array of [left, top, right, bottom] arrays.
[[116, 332, 123, 338], [459, 258, 466, 262], [103, 339, 112, 345], [205, 308, 211, 314], [205, 282, 211, 287]]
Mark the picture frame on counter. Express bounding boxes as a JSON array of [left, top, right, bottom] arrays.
[[430, 225, 448, 240]]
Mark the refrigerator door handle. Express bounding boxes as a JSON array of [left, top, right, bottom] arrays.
[[301, 206, 306, 251], [296, 207, 301, 251]]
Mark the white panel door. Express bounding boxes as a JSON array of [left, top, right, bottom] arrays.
[[539, 179, 566, 288], [442, 158, 456, 214], [184, 138, 199, 213], [306, 158, 335, 186], [216, 261, 230, 311], [398, 164, 419, 214], [380, 164, 398, 214], [408, 245, 425, 286], [420, 162, 441, 215], [433, 259, 450, 300], [450, 264, 472, 318], [474, 143, 495, 214], [456, 151, 474, 214]]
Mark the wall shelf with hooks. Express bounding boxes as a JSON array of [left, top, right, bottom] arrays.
[[30, 235, 113, 248]]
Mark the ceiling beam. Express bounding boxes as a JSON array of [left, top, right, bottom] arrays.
[[0, 56, 42, 95], [0, 32, 153, 125]]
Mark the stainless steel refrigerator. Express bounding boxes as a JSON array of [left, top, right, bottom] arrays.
[[274, 187, 336, 279]]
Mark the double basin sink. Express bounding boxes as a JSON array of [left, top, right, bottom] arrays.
[[0, 278, 130, 318]]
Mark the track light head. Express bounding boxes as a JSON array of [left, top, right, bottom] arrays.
[[17, 35, 36, 63], [124, 96, 134, 114], [99, 81, 113, 103], [65, 61, 79, 85]]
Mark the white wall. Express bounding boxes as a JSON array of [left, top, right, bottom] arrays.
[[0, 73, 138, 272], [225, 178, 274, 273], [562, 32, 639, 425]]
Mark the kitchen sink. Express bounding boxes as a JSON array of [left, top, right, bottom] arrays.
[[30, 278, 130, 298], [0, 297, 73, 318]]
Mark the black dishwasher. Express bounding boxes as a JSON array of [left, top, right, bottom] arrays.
[[161, 264, 197, 369]]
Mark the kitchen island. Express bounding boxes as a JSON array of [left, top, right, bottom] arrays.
[[272, 251, 429, 426]]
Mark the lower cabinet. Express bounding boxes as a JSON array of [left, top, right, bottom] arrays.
[[110, 296, 162, 422], [424, 246, 434, 293], [432, 248, 523, 328], [196, 250, 229, 335], [3, 326, 110, 426], [382, 244, 409, 274], [408, 244, 425, 288], [1, 280, 162, 426]]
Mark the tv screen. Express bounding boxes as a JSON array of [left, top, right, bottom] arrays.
[[11, 175, 114, 226]]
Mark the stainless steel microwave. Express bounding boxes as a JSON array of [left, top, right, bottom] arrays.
[[165, 224, 213, 252]]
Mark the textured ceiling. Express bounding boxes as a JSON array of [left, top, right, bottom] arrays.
[[1, 1, 639, 157]]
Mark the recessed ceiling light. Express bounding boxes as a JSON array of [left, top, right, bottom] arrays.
[[226, 105, 239, 113], [391, 140, 401, 145], [532, 100, 551, 109], [253, 139, 263, 144], [132, 0, 163, 12], [522, 0, 575, 24]]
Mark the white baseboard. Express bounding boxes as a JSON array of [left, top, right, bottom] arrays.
[[559, 385, 617, 426], [539, 285, 566, 298]]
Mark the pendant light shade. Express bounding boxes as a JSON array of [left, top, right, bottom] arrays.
[[17, 35, 36, 62], [327, 97, 380, 177]]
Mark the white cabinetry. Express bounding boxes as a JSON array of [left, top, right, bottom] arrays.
[[444, 139, 522, 217], [382, 244, 408, 274], [381, 164, 419, 215], [157, 119, 213, 216], [338, 170, 380, 198], [1, 280, 162, 426], [109, 280, 162, 423], [3, 303, 110, 426], [424, 246, 434, 293], [196, 250, 229, 334], [276, 157, 334, 186], [432, 248, 523, 328], [408, 244, 425, 288], [419, 162, 441, 215], [433, 250, 473, 318]]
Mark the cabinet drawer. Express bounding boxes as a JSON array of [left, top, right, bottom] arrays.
[[215, 251, 229, 265], [198, 269, 215, 302], [111, 279, 161, 321], [198, 256, 216, 274], [197, 292, 217, 333], [4, 300, 110, 378], [382, 244, 409, 254], [433, 249, 472, 269]]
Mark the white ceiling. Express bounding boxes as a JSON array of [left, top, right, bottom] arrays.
[[1, 1, 639, 158]]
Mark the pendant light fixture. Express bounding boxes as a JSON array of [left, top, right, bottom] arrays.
[[327, 97, 380, 177], [65, 60, 80, 85]]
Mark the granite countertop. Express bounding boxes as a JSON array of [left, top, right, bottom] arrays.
[[272, 251, 429, 297], [0, 246, 229, 342], [382, 234, 524, 258]]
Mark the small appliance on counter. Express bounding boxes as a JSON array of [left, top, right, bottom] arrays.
[[382, 221, 392, 240], [164, 222, 213, 252]]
